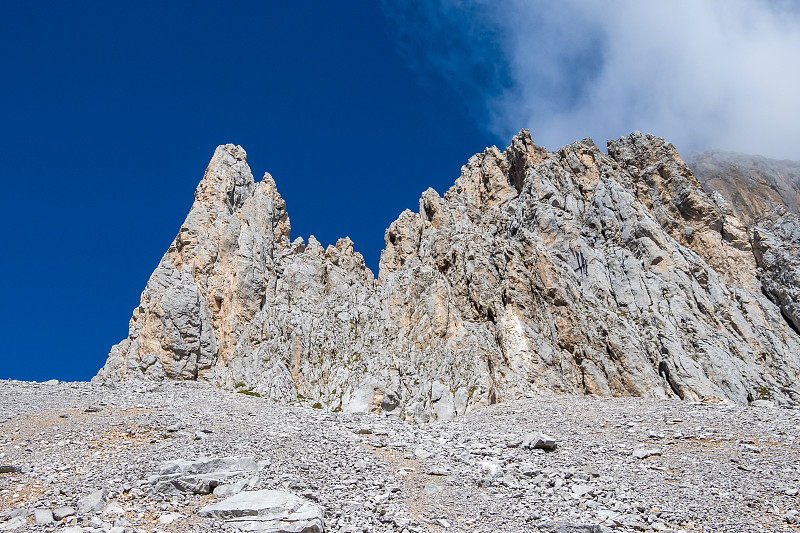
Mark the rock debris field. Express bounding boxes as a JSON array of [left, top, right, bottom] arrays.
[[1, 380, 799, 533]]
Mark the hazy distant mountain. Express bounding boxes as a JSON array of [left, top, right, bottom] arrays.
[[686, 150, 800, 225]]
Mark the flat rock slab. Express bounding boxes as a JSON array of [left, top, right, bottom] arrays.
[[0, 517, 26, 531], [33, 509, 53, 524], [52, 506, 76, 520], [159, 456, 258, 475], [538, 521, 603, 533], [154, 472, 230, 494], [199, 489, 324, 532], [151, 456, 260, 494]]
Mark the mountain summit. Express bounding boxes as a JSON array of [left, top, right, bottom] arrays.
[[95, 131, 800, 420]]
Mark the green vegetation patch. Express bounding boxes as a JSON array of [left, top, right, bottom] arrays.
[[234, 382, 261, 397], [754, 386, 772, 400]]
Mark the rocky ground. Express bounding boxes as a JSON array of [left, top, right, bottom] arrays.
[[1, 380, 798, 533]]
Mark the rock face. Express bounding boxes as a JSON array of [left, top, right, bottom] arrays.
[[96, 132, 800, 418], [752, 208, 800, 335], [688, 150, 800, 382], [687, 150, 800, 225]]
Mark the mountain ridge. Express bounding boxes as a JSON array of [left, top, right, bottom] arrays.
[[95, 130, 800, 420]]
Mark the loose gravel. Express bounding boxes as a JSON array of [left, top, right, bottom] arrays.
[[1, 380, 798, 532]]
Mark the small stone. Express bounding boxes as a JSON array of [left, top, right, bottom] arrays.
[[480, 461, 502, 477], [786, 510, 800, 525], [212, 480, 247, 498], [53, 507, 76, 521], [632, 448, 662, 460], [77, 488, 109, 514], [750, 399, 775, 408], [423, 483, 443, 495], [85, 405, 103, 413], [522, 432, 558, 452], [0, 466, 20, 474], [34, 509, 53, 524], [393, 516, 412, 528], [427, 466, 451, 476], [157, 512, 183, 525], [414, 447, 432, 459], [572, 484, 594, 498], [103, 503, 126, 515]]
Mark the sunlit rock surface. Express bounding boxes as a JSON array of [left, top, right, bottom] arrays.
[[96, 132, 800, 419]]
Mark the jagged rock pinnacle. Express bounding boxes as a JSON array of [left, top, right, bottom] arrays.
[[95, 133, 800, 419]]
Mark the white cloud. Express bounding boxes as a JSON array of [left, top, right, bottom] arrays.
[[383, 0, 800, 159]]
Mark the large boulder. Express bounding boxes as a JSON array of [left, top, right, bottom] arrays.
[[198, 489, 323, 533]]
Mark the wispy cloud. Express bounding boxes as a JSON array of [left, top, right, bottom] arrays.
[[383, 0, 800, 159]]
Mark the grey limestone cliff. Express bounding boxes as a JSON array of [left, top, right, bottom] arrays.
[[96, 132, 800, 420]]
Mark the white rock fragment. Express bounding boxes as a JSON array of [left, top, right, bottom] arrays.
[[77, 488, 109, 514], [33, 509, 53, 524], [157, 512, 184, 525], [632, 448, 662, 460], [214, 480, 248, 498], [52, 506, 76, 520], [0, 517, 26, 531], [414, 447, 432, 459], [103, 503, 126, 515], [522, 432, 558, 452], [198, 489, 324, 532], [480, 461, 502, 477]]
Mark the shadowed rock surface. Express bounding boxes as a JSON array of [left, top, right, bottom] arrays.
[[95, 132, 800, 419], [688, 150, 800, 376]]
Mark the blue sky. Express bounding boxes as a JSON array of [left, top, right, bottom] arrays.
[[2, 1, 798, 381]]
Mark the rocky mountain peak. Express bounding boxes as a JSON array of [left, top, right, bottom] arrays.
[[194, 143, 253, 212], [96, 131, 800, 420]]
